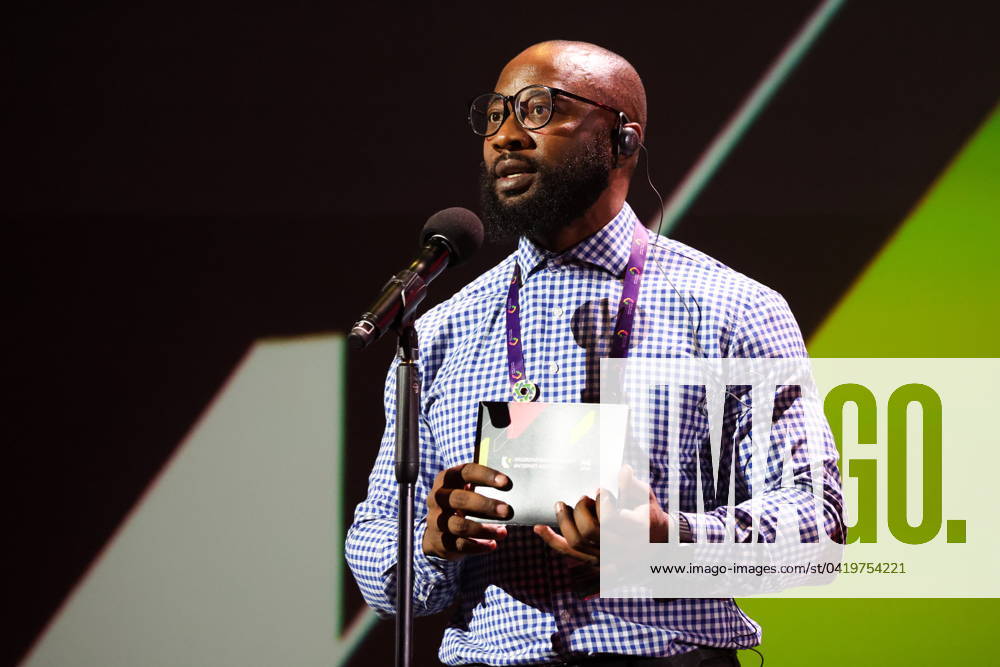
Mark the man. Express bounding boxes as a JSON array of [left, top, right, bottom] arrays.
[[347, 41, 844, 666]]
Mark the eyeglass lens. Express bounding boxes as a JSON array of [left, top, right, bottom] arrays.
[[469, 86, 554, 136]]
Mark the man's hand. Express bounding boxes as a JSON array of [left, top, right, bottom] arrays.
[[533, 467, 675, 565], [422, 463, 512, 561], [533, 495, 601, 565]]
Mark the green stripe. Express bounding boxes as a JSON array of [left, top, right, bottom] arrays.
[[658, 0, 846, 234], [334, 609, 382, 666], [809, 104, 1000, 357], [744, 105, 1000, 666], [332, 334, 346, 637], [330, 333, 382, 666]]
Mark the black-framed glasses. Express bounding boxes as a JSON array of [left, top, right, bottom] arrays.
[[468, 84, 624, 137]]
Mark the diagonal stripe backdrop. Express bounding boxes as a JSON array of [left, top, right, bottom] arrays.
[[5, 1, 999, 664]]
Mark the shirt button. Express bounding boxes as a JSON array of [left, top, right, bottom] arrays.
[[552, 306, 564, 317], [559, 610, 572, 623], [549, 361, 559, 374]]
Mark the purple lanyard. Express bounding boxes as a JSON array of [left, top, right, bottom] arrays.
[[505, 221, 649, 401]]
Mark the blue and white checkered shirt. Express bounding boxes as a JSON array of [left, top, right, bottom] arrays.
[[346, 202, 844, 665]]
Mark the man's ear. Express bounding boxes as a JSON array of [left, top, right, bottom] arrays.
[[614, 121, 643, 166]]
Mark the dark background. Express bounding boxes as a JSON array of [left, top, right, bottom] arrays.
[[5, 2, 999, 665]]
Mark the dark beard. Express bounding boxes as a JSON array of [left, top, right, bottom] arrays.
[[479, 136, 613, 244]]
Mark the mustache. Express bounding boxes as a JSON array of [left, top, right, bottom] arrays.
[[485, 154, 541, 179]]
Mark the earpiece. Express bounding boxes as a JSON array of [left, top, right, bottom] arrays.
[[614, 111, 640, 158]]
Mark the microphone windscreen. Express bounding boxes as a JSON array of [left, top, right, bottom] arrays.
[[421, 207, 484, 266]]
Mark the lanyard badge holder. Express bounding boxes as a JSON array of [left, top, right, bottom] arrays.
[[505, 220, 649, 401], [499, 220, 648, 597]]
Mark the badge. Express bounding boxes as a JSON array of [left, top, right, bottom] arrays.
[[511, 379, 538, 402]]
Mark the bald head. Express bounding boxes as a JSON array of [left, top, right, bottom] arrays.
[[505, 40, 647, 131], [480, 40, 647, 251]]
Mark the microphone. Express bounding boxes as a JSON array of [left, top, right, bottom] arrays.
[[348, 207, 484, 350]]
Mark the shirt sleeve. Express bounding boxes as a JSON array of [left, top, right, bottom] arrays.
[[345, 357, 463, 617], [679, 287, 847, 545]]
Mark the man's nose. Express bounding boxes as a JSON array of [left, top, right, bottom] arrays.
[[490, 109, 534, 151]]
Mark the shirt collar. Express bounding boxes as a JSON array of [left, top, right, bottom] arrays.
[[514, 202, 639, 279]]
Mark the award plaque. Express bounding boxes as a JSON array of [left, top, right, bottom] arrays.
[[472, 401, 629, 526]]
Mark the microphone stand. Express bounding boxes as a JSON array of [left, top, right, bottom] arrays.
[[351, 263, 432, 667], [350, 227, 476, 666], [393, 316, 420, 667]]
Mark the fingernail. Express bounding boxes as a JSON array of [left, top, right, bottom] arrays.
[[497, 503, 510, 517], [555, 501, 564, 513], [495, 474, 508, 486]]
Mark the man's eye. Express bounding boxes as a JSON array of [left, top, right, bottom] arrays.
[[525, 100, 551, 116], [488, 111, 504, 123]]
